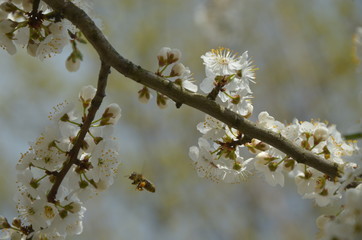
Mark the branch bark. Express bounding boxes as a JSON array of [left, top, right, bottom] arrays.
[[42, 0, 340, 178], [47, 61, 110, 203]]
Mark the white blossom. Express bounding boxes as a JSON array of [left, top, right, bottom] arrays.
[[201, 47, 242, 76], [318, 184, 362, 240], [157, 47, 181, 66], [189, 137, 252, 183], [170, 63, 186, 77], [157, 47, 171, 66], [167, 48, 181, 64], [0, 0, 92, 63], [13, 85, 121, 238], [175, 66, 198, 93], [101, 103, 122, 125], [196, 115, 226, 140], [79, 85, 97, 106], [254, 152, 285, 187]]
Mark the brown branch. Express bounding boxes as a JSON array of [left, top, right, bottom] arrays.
[[47, 61, 110, 203], [42, 0, 340, 178], [207, 84, 223, 100], [344, 132, 362, 140]]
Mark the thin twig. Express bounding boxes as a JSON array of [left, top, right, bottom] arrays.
[[207, 84, 223, 101], [47, 61, 110, 203], [344, 132, 362, 140], [42, 0, 340, 178]]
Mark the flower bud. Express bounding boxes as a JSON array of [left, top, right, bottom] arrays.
[[67, 202, 82, 214], [157, 47, 171, 67], [66, 56, 81, 72], [100, 103, 122, 125], [11, 218, 21, 228], [167, 48, 181, 64], [255, 141, 269, 152], [313, 127, 329, 144], [170, 63, 186, 77], [79, 85, 97, 109], [156, 93, 167, 109], [283, 158, 295, 171], [138, 86, 152, 103]]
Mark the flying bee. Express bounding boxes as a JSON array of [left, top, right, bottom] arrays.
[[128, 172, 156, 193]]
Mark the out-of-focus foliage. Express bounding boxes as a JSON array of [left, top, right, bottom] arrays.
[[0, 0, 361, 239]]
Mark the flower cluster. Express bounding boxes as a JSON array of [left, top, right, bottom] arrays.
[[0, 85, 121, 239], [189, 48, 256, 183], [317, 183, 362, 240], [189, 48, 361, 239], [189, 48, 360, 207], [200, 47, 255, 116], [0, 0, 361, 235], [138, 47, 197, 108], [255, 112, 359, 207], [0, 0, 88, 70]]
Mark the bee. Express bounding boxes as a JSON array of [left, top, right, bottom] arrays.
[[128, 172, 156, 193]]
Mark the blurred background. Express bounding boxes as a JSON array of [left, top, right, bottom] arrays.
[[1, 0, 362, 239]]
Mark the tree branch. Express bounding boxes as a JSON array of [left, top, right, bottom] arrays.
[[47, 61, 110, 203], [42, 0, 339, 178], [344, 132, 362, 140]]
